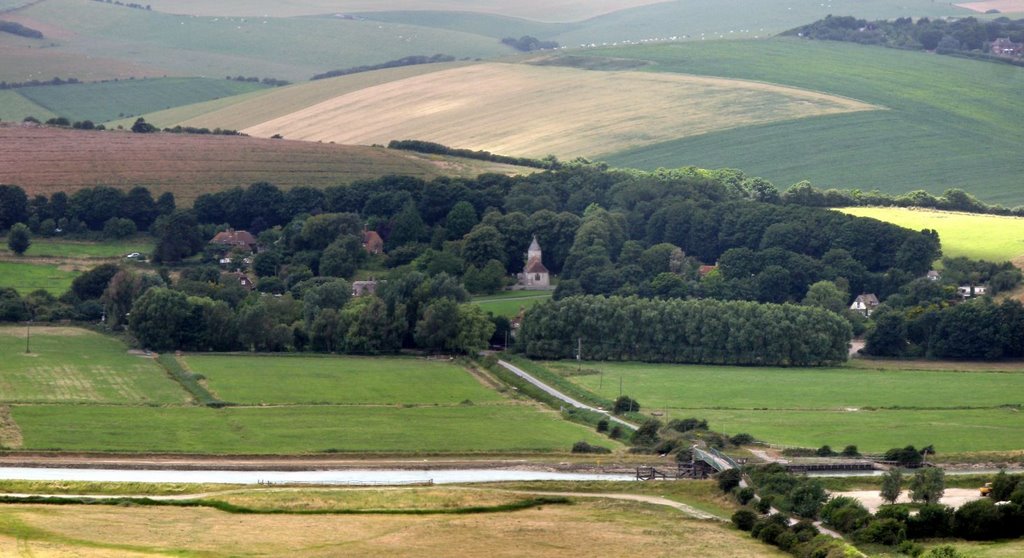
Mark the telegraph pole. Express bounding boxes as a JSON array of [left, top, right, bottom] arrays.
[[576, 337, 582, 372]]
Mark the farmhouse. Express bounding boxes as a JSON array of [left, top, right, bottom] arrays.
[[228, 271, 255, 291], [210, 229, 258, 251], [517, 236, 551, 289], [991, 37, 1022, 56], [850, 293, 880, 316], [362, 230, 384, 255], [698, 264, 718, 277], [957, 284, 987, 298], [352, 280, 382, 297]]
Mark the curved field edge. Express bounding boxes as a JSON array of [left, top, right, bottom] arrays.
[[111, 62, 476, 131], [836, 207, 1024, 264], [592, 39, 1024, 204], [0, 127, 536, 205], [241, 62, 877, 159]]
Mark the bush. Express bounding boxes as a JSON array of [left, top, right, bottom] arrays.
[[613, 395, 640, 414], [820, 496, 870, 533], [595, 419, 609, 433], [609, 425, 624, 439], [571, 441, 611, 454], [907, 504, 953, 539], [730, 433, 754, 445], [755, 498, 772, 514], [856, 518, 906, 546], [924, 545, 968, 558], [717, 469, 742, 493], [790, 519, 819, 542], [102, 217, 137, 239], [736, 487, 756, 505], [668, 417, 707, 433], [774, 530, 799, 551], [953, 499, 1001, 540], [875, 504, 910, 523], [732, 509, 757, 531], [840, 445, 861, 457], [896, 540, 924, 557], [884, 445, 924, 466], [816, 445, 836, 457], [631, 418, 661, 446]]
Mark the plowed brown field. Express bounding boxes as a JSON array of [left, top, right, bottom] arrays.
[[0, 126, 534, 205]]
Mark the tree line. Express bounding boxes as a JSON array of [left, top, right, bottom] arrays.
[[0, 20, 43, 39], [785, 15, 1024, 66], [517, 295, 851, 366], [501, 36, 559, 52], [0, 184, 175, 237], [311, 54, 456, 81], [387, 140, 557, 169]]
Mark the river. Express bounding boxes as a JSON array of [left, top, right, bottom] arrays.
[[0, 467, 637, 485]]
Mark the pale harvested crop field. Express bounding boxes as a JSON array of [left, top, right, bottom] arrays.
[[0, 499, 786, 557], [955, 0, 1024, 13], [140, 0, 670, 22], [244, 63, 878, 159], [0, 127, 534, 205]]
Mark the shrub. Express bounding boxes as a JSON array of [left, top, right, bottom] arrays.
[[730, 433, 754, 445], [631, 418, 661, 446], [875, 504, 910, 523], [755, 498, 771, 514], [840, 445, 860, 457], [884, 445, 924, 466], [953, 498, 1001, 540], [571, 441, 611, 454], [924, 545, 968, 558], [896, 540, 925, 557], [856, 518, 906, 546], [613, 395, 640, 414], [820, 496, 870, 533], [732, 509, 757, 531], [102, 217, 137, 239], [907, 504, 953, 539], [717, 469, 742, 493], [775, 530, 799, 551], [609, 425, 624, 439], [595, 419, 609, 433], [668, 417, 707, 432], [789, 519, 819, 542], [816, 445, 836, 457], [736, 487, 756, 505]]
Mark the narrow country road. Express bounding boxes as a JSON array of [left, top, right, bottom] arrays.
[[496, 360, 637, 430]]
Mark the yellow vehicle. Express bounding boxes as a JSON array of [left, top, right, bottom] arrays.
[[980, 482, 992, 496]]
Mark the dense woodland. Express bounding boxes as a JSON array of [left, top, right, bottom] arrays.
[[0, 161, 1016, 360], [786, 15, 1024, 64]]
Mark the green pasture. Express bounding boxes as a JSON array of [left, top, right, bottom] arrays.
[[595, 39, 1024, 204], [16, 0, 509, 82], [0, 238, 153, 259], [838, 207, 1024, 263], [14, 77, 268, 123], [561, 361, 1024, 411], [0, 90, 55, 122], [11, 403, 613, 453], [689, 408, 1024, 454], [554, 360, 1024, 453], [185, 354, 502, 405], [471, 291, 552, 318], [0, 327, 185, 404], [0, 261, 78, 294]]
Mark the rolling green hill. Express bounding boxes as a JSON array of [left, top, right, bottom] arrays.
[[8, 0, 510, 82], [0, 90, 55, 121], [592, 39, 1024, 204], [14, 77, 269, 123]]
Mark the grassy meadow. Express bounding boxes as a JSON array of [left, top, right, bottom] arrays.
[[0, 327, 184, 405], [13, 77, 268, 123], [10, 0, 509, 82], [0, 90, 55, 122], [471, 291, 552, 318], [552, 360, 1024, 454], [595, 39, 1024, 204], [241, 62, 873, 158], [0, 261, 78, 294], [0, 237, 153, 259], [11, 404, 611, 453], [0, 490, 784, 557], [837, 207, 1024, 263], [0, 327, 614, 453], [185, 354, 503, 405]]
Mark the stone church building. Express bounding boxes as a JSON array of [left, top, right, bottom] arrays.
[[517, 236, 550, 289]]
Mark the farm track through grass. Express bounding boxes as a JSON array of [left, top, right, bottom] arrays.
[[594, 39, 1024, 204]]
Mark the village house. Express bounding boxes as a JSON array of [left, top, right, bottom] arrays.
[[926, 270, 940, 281], [991, 37, 1022, 57], [228, 271, 255, 291], [957, 284, 988, 298], [850, 293, 880, 317], [516, 236, 551, 289], [209, 228, 258, 252], [698, 264, 718, 278], [362, 230, 384, 255], [352, 280, 382, 297]]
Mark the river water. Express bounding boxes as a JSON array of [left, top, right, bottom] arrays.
[[0, 467, 637, 485]]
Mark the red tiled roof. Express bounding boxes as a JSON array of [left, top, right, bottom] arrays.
[[210, 229, 257, 247], [525, 258, 548, 274]]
